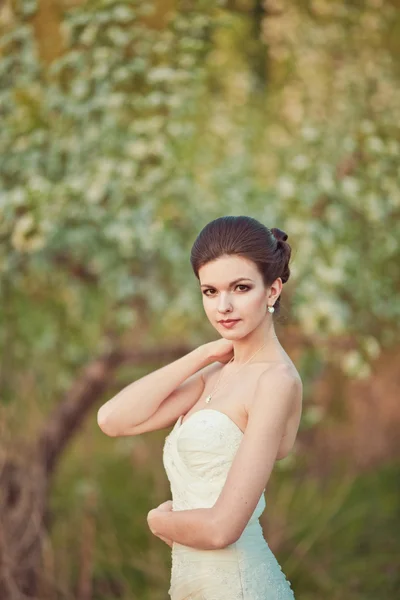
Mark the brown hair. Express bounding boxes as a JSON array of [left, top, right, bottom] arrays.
[[190, 216, 291, 316]]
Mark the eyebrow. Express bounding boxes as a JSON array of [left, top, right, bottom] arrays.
[[200, 278, 254, 289]]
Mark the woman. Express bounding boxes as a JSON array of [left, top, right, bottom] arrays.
[[98, 215, 303, 599]]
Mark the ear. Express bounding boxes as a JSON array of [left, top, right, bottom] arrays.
[[269, 277, 283, 301]]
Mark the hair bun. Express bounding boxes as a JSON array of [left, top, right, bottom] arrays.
[[271, 227, 288, 242]]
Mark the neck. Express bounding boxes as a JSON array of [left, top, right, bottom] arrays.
[[230, 324, 280, 366]]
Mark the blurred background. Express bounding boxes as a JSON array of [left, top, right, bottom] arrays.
[[0, 0, 399, 598]]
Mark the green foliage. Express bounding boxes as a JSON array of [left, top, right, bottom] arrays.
[[1, 0, 399, 387], [0, 0, 218, 407]]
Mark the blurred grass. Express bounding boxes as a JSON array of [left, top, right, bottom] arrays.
[[47, 409, 400, 599]]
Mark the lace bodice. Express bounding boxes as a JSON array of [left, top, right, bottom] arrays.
[[163, 408, 266, 517]]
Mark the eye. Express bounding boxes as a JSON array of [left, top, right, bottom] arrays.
[[202, 284, 250, 296]]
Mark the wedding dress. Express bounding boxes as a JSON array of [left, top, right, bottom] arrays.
[[162, 408, 295, 600]]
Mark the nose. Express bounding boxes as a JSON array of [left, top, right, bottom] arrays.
[[217, 293, 233, 313]]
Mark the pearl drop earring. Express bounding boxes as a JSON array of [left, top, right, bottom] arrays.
[[267, 305, 275, 313]]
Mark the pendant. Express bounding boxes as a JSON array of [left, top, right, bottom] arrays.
[[205, 395, 212, 404]]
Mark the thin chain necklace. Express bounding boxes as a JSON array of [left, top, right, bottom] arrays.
[[205, 335, 279, 404]]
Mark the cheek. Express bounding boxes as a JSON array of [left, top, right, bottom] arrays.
[[241, 297, 267, 321], [202, 298, 213, 316], [240, 293, 264, 309]]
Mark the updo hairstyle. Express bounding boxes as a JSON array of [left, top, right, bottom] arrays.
[[190, 216, 291, 317]]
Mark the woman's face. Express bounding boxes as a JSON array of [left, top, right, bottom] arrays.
[[198, 254, 274, 338]]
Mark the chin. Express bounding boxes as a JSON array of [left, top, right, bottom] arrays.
[[220, 328, 246, 338]]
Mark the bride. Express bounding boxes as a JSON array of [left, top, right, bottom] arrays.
[[98, 215, 303, 599]]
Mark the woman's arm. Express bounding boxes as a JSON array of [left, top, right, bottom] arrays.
[[97, 345, 211, 436], [147, 507, 220, 551]]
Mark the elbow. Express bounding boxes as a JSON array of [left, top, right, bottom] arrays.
[[210, 510, 239, 549], [212, 529, 238, 550], [97, 408, 118, 437]]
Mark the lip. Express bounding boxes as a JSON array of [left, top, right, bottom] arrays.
[[219, 319, 241, 329]]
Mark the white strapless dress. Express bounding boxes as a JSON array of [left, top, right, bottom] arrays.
[[162, 408, 296, 600]]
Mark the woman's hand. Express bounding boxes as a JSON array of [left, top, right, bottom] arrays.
[[147, 501, 174, 548], [202, 339, 234, 364]]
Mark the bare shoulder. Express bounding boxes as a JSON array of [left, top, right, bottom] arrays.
[[264, 358, 302, 394], [260, 362, 301, 391], [247, 361, 302, 416]]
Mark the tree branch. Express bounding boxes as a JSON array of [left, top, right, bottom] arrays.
[[36, 343, 193, 476]]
